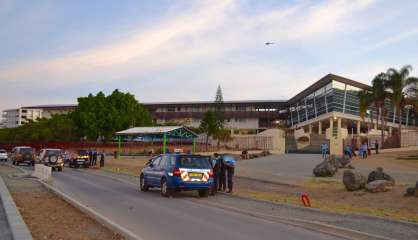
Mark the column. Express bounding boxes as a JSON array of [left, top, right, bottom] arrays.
[[374, 123, 377, 130], [329, 117, 334, 137], [389, 127, 392, 136], [337, 117, 342, 137], [356, 121, 361, 135], [318, 121, 322, 135], [308, 124, 312, 134]]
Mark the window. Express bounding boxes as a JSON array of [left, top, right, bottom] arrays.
[[152, 156, 162, 167], [159, 156, 167, 168]]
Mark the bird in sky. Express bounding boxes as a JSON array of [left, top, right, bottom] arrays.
[[265, 42, 275, 45]]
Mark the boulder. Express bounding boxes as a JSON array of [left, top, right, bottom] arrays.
[[343, 170, 366, 191], [365, 180, 394, 193], [404, 180, 418, 197], [367, 167, 395, 185], [334, 155, 351, 168], [313, 160, 337, 177]]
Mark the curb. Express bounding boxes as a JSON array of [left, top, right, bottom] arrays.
[[7, 164, 142, 240], [37, 180, 143, 240], [0, 176, 33, 240]]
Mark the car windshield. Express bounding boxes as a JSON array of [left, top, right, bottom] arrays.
[[0, 150, 6, 153], [46, 150, 62, 156], [20, 148, 33, 154], [178, 156, 211, 169]]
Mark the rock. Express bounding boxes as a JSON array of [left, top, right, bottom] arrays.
[[365, 180, 394, 193], [404, 180, 418, 197], [334, 155, 351, 168], [313, 160, 337, 177], [343, 170, 366, 191], [367, 167, 395, 184]]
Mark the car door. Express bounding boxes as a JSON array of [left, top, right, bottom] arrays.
[[154, 155, 168, 182], [147, 156, 162, 186], [142, 157, 156, 185]]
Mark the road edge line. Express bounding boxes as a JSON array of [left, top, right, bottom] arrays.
[[0, 175, 33, 240], [37, 179, 143, 240]]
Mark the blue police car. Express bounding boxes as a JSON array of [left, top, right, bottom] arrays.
[[139, 154, 214, 197]]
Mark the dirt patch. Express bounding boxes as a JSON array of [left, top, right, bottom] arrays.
[[102, 156, 149, 176], [0, 165, 124, 240], [233, 177, 418, 223]]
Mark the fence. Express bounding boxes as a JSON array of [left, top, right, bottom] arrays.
[[32, 164, 51, 181]]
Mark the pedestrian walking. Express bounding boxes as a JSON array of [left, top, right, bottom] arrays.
[[375, 140, 379, 154], [223, 155, 236, 193], [100, 152, 105, 167]]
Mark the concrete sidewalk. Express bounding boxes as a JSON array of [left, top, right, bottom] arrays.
[[236, 154, 323, 185]]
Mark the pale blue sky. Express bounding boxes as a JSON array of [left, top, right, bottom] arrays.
[[1, 0, 418, 111]]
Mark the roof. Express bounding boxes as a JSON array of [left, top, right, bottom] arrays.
[[116, 126, 198, 138], [143, 99, 288, 106], [288, 74, 371, 104]]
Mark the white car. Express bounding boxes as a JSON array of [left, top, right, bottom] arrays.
[[0, 149, 7, 162], [38, 148, 64, 171]]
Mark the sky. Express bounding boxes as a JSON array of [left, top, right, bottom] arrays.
[[1, 0, 418, 112]]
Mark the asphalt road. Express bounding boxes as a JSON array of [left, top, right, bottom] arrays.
[[20, 165, 344, 240]]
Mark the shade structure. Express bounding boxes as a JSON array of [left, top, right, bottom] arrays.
[[115, 126, 198, 155]]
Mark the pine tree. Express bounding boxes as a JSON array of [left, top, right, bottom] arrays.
[[215, 85, 223, 103]]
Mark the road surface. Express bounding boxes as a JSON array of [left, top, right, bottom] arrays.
[[25, 166, 344, 240]]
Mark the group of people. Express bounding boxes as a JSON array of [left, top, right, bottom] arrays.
[[87, 150, 105, 167], [344, 140, 379, 159], [212, 153, 236, 194]]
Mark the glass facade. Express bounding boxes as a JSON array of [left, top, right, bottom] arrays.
[[289, 80, 414, 126]]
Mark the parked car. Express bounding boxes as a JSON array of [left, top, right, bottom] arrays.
[[69, 150, 90, 168], [11, 146, 35, 166], [38, 148, 64, 171], [0, 149, 7, 162], [140, 154, 214, 197]]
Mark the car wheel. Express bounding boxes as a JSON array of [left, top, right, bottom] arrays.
[[198, 189, 210, 198], [140, 175, 149, 192], [12, 161, 15, 165], [58, 167, 62, 172], [16, 161, 19, 166], [160, 178, 172, 197]]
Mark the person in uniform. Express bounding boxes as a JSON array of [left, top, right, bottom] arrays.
[[223, 155, 236, 193], [211, 153, 221, 195], [218, 155, 226, 192], [99, 152, 105, 167]]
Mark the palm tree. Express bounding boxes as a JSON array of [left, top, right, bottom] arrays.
[[385, 65, 418, 143], [371, 73, 389, 147], [358, 89, 373, 131]]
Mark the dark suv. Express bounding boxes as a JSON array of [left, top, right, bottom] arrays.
[[11, 146, 35, 166]]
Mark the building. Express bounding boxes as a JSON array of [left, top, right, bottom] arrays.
[[2, 74, 417, 143], [2, 108, 44, 128], [145, 100, 288, 131]]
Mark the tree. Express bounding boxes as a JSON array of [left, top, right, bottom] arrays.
[[199, 111, 222, 150], [385, 65, 418, 143], [371, 73, 389, 146], [213, 128, 232, 149], [358, 90, 373, 125], [70, 89, 152, 141]]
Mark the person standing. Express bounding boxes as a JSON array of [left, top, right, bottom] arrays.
[[218, 155, 226, 192], [92, 150, 97, 166], [88, 150, 93, 166], [211, 153, 221, 195], [321, 143, 329, 159], [99, 152, 105, 167], [375, 140, 379, 154], [223, 155, 236, 193]]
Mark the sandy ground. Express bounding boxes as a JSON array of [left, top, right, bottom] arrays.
[[99, 151, 418, 223], [0, 165, 124, 240]]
